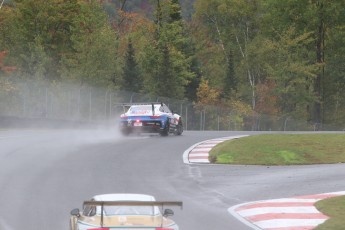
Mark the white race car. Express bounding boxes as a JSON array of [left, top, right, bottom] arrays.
[[70, 194, 182, 230]]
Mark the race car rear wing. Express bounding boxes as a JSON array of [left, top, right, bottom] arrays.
[[83, 200, 183, 207], [116, 102, 164, 106], [115, 102, 164, 115], [82, 200, 183, 228]]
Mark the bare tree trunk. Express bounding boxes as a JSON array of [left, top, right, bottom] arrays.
[[235, 25, 256, 110], [314, 1, 325, 128], [208, 15, 229, 63], [207, 15, 256, 109]]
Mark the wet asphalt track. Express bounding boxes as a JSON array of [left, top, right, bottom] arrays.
[[0, 129, 344, 230]]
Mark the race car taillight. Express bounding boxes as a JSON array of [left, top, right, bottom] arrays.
[[120, 114, 128, 119]]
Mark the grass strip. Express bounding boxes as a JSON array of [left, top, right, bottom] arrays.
[[315, 195, 345, 230], [209, 134, 345, 165]]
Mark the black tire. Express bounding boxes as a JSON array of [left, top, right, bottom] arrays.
[[159, 120, 170, 136], [174, 120, 183, 136], [121, 129, 131, 136]]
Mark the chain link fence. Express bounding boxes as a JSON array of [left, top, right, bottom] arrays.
[[0, 81, 343, 131]]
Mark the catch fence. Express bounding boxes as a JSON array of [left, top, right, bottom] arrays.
[[0, 81, 342, 131]]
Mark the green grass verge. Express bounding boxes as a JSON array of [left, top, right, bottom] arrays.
[[315, 195, 345, 230], [209, 134, 345, 165]]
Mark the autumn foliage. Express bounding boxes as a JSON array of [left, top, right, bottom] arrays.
[[255, 80, 279, 116], [0, 50, 16, 72], [196, 78, 220, 106]]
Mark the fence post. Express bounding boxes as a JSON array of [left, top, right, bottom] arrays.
[[203, 110, 206, 131], [50, 90, 53, 118], [180, 103, 183, 116], [130, 93, 135, 103], [89, 87, 92, 121], [218, 115, 220, 131], [109, 92, 113, 118], [45, 87, 48, 118], [68, 90, 71, 118], [185, 106, 188, 131], [284, 117, 289, 131], [105, 90, 108, 120], [22, 83, 27, 117], [77, 88, 81, 120], [200, 110, 202, 131], [217, 107, 220, 130]]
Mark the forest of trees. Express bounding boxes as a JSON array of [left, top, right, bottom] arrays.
[[0, 0, 344, 130]]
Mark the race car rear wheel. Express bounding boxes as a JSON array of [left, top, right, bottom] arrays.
[[159, 120, 170, 136], [121, 129, 131, 136], [174, 120, 183, 136]]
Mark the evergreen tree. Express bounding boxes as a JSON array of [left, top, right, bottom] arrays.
[[122, 39, 141, 92], [141, 0, 195, 99], [154, 0, 163, 39], [184, 52, 201, 101], [260, 0, 345, 125], [156, 44, 175, 97], [223, 49, 237, 98], [169, 0, 182, 22]]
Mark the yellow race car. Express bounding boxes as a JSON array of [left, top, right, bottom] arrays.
[[70, 194, 182, 230]]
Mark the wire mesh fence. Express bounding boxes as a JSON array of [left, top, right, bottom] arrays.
[[0, 81, 343, 131]]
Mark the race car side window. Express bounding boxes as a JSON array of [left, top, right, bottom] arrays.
[[83, 200, 96, 217], [159, 106, 164, 112], [163, 105, 171, 113]]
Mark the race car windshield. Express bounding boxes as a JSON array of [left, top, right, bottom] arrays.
[[102, 205, 159, 216], [128, 105, 156, 115]]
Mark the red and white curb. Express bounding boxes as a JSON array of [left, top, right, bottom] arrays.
[[228, 191, 345, 230], [183, 135, 249, 164]]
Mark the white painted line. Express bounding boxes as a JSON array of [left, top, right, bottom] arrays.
[[197, 144, 218, 147], [203, 141, 224, 144], [189, 151, 209, 155], [252, 198, 319, 203], [254, 218, 326, 229], [0, 135, 29, 140], [189, 159, 210, 163], [228, 203, 262, 230], [237, 206, 320, 217], [190, 147, 212, 151], [188, 153, 209, 157], [189, 149, 208, 153], [212, 139, 231, 141], [322, 191, 345, 196]]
